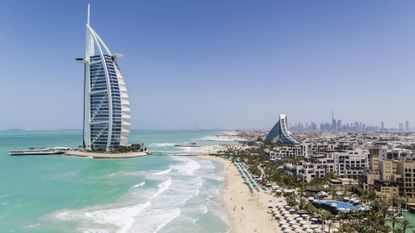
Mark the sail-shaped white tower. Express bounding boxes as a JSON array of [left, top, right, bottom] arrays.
[[77, 2, 131, 151]]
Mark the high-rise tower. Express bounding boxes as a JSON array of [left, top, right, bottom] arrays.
[[76, 2, 131, 151]]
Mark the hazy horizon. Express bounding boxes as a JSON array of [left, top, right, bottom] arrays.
[[1, 0, 415, 129]]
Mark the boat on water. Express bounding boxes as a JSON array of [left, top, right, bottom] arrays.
[[9, 147, 70, 156]]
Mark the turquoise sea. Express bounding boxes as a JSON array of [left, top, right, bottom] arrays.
[[0, 130, 230, 233]]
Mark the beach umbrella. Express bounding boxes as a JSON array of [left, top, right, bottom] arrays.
[[306, 228, 314, 233]]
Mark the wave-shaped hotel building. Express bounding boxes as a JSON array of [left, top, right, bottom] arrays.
[[76, 3, 131, 151], [265, 114, 298, 144]]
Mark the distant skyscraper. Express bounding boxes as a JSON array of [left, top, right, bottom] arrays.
[[265, 114, 298, 144], [76, 3, 131, 151], [381, 122, 384, 131], [399, 123, 404, 132], [331, 109, 336, 131], [405, 121, 409, 131]]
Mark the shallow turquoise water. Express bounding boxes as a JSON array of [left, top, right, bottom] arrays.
[[0, 130, 230, 233]]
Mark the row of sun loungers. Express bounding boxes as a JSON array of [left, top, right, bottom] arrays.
[[235, 162, 260, 192]]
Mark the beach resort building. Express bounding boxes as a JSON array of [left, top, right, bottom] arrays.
[[368, 147, 381, 171], [265, 114, 298, 144], [367, 160, 415, 202], [267, 144, 307, 160], [307, 143, 335, 155], [76, 3, 131, 151], [283, 155, 336, 182], [397, 161, 415, 201], [379, 148, 413, 161], [373, 180, 400, 203], [333, 150, 369, 178], [283, 150, 369, 182]]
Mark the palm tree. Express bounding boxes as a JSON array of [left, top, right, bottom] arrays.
[[390, 212, 399, 233], [399, 197, 407, 215], [401, 219, 413, 233]]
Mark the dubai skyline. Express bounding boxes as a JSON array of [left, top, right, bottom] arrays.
[[3, 2, 415, 233], [1, 0, 415, 129]]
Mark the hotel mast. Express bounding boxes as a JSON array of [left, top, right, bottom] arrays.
[[76, 2, 131, 151]]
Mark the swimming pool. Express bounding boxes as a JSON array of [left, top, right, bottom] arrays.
[[312, 200, 360, 213]]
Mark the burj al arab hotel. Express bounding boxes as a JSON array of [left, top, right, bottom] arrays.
[[76, 3, 131, 151]]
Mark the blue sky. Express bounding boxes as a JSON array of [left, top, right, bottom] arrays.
[[0, 0, 414, 129]]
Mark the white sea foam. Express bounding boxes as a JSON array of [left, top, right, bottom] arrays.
[[153, 208, 181, 233], [223, 131, 239, 136], [148, 143, 176, 147], [198, 135, 247, 142], [171, 159, 200, 176], [152, 167, 172, 175], [177, 146, 199, 153], [130, 208, 181, 233], [107, 171, 143, 177], [24, 223, 40, 229], [131, 181, 145, 189], [53, 202, 151, 233], [47, 155, 228, 233], [151, 178, 172, 198], [206, 174, 224, 181], [51, 178, 174, 233]]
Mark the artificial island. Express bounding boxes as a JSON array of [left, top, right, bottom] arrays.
[[65, 2, 147, 159]]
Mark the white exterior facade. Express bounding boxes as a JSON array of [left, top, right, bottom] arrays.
[[268, 144, 307, 160], [78, 3, 131, 151], [333, 150, 369, 178], [284, 155, 336, 182], [283, 150, 369, 182]]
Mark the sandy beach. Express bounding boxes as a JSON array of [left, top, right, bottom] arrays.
[[199, 155, 280, 233]]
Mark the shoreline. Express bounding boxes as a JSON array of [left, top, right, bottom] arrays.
[[64, 150, 149, 159], [197, 155, 280, 233]]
